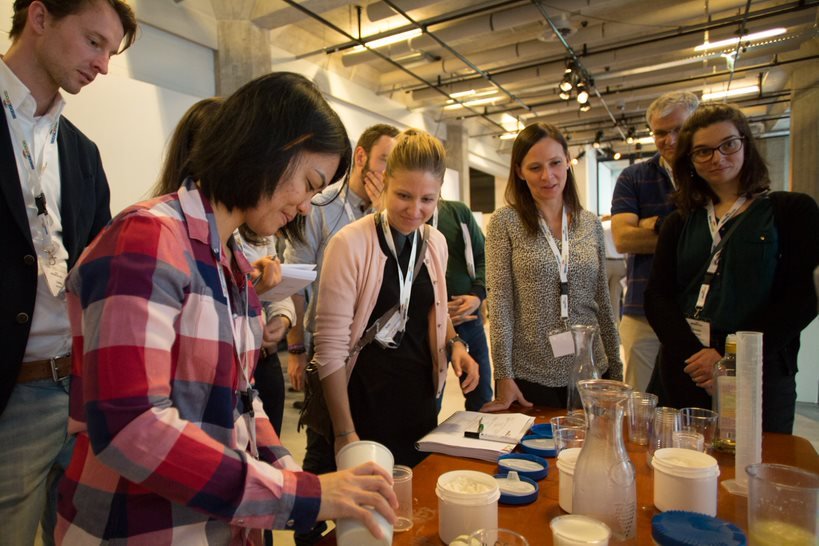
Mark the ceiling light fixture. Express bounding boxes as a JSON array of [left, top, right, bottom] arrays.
[[702, 85, 760, 101], [613, 151, 622, 160], [576, 82, 589, 104], [694, 27, 787, 51], [626, 127, 635, 144], [592, 131, 603, 149], [559, 90, 571, 100], [351, 28, 423, 52], [579, 103, 591, 112]]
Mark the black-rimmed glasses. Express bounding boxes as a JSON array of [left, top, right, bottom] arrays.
[[690, 136, 744, 163]]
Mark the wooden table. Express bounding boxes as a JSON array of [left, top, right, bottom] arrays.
[[319, 406, 819, 545]]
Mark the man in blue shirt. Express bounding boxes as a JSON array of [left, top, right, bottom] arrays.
[[611, 91, 699, 392]]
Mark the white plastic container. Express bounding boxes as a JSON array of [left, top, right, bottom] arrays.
[[652, 447, 720, 516], [436, 470, 500, 544], [550, 514, 611, 546], [557, 447, 581, 513], [335, 441, 394, 546]]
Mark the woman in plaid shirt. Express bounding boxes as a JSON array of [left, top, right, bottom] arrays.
[[56, 73, 397, 545]]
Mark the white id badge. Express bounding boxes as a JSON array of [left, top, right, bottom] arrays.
[[549, 329, 575, 358], [686, 318, 711, 347], [41, 258, 68, 298], [374, 312, 403, 346]]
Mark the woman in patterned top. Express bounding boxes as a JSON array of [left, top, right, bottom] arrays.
[[482, 122, 623, 411]]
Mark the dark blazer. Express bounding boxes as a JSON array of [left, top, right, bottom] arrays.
[[0, 112, 111, 416]]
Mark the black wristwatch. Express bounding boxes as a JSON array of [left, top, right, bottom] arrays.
[[447, 335, 469, 359]]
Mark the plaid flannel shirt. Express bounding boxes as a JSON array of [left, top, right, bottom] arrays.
[[56, 181, 320, 545]]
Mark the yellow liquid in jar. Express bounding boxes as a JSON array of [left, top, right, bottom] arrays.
[[749, 520, 817, 546]]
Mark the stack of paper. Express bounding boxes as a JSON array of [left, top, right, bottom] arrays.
[[415, 411, 536, 462], [257, 264, 317, 303]]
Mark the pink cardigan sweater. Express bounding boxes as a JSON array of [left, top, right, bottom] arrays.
[[312, 214, 451, 398]]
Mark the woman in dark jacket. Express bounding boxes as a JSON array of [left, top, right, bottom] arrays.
[[644, 103, 818, 433]]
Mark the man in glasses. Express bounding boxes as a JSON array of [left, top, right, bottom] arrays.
[[610, 91, 699, 392]]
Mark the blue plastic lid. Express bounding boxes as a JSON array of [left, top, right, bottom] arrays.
[[497, 453, 549, 481], [652, 511, 747, 546], [519, 434, 557, 458], [529, 423, 553, 438], [494, 471, 539, 505]]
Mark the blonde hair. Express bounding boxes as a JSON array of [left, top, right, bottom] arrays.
[[386, 129, 447, 182]]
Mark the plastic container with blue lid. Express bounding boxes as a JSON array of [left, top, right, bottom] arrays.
[[529, 423, 553, 438], [494, 471, 539, 505], [652, 511, 747, 546], [497, 453, 549, 481], [519, 434, 557, 458]]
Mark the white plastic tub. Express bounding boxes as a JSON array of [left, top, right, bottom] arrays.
[[653, 447, 720, 516], [436, 470, 500, 544], [557, 447, 581, 513]]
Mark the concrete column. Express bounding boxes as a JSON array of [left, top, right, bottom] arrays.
[[445, 122, 471, 206], [756, 136, 789, 192], [210, 0, 271, 96], [789, 40, 819, 201]]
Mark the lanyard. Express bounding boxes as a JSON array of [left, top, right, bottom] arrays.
[[214, 239, 259, 459], [538, 206, 570, 322], [431, 206, 476, 280], [380, 210, 419, 331], [694, 197, 749, 316], [2, 88, 61, 264], [342, 186, 357, 223]]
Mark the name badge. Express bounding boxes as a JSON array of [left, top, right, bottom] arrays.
[[686, 318, 711, 347], [549, 329, 574, 358], [40, 257, 67, 298], [374, 311, 404, 349]]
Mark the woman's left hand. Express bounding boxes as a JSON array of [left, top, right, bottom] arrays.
[[451, 345, 479, 394], [683, 348, 722, 388], [251, 255, 282, 295], [447, 295, 481, 326]]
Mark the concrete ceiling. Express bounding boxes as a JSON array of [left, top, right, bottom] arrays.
[[194, 0, 817, 156]]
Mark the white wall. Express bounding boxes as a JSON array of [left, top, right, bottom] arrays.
[[797, 318, 819, 404]]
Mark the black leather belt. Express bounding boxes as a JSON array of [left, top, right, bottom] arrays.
[[17, 355, 71, 383]]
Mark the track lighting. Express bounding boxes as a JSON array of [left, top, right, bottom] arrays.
[[559, 90, 571, 101], [613, 151, 622, 160], [576, 81, 589, 104], [579, 103, 591, 112], [592, 131, 603, 149], [626, 127, 635, 144]]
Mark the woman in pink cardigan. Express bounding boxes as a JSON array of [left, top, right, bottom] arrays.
[[312, 129, 479, 467]]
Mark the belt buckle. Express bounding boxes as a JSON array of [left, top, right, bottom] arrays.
[[50, 357, 69, 382]]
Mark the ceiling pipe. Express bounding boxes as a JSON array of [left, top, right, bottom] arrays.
[[367, 0, 440, 22], [251, 0, 352, 29], [276, 0, 510, 132], [405, 12, 812, 102], [381, 5, 811, 87], [380, 0, 531, 113], [341, 2, 563, 67]]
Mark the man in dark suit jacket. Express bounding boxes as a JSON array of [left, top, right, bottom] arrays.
[[0, 2, 136, 545]]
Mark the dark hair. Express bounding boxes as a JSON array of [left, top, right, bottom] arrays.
[[672, 103, 770, 215], [10, 0, 138, 51], [190, 71, 351, 213], [152, 97, 223, 198], [356, 123, 400, 156], [505, 122, 582, 237]]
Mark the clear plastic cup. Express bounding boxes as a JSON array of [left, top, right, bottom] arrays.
[[648, 407, 680, 466], [469, 528, 529, 545], [672, 429, 705, 451], [679, 407, 718, 454], [746, 463, 819, 546], [554, 427, 586, 455], [626, 392, 658, 445], [392, 465, 413, 532], [551, 415, 586, 434]]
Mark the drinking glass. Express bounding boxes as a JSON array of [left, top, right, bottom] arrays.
[[679, 407, 718, 454], [625, 392, 658, 446], [647, 407, 680, 466]]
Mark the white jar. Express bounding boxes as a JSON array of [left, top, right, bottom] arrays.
[[556, 447, 582, 513], [436, 470, 499, 544], [652, 447, 720, 516]]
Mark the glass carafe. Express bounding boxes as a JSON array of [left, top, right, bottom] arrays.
[[572, 379, 636, 541], [566, 325, 600, 416]]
